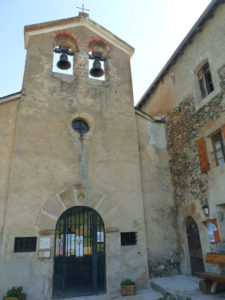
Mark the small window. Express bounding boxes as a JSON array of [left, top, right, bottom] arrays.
[[121, 232, 137, 246], [72, 119, 89, 135], [14, 237, 37, 252], [198, 62, 214, 99], [211, 131, 225, 166]]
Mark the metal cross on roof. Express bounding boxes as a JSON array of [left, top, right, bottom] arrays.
[[76, 4, 90, 13]]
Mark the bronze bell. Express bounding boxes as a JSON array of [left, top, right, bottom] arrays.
[[57, 53, 71, 70], [90, 58, 104, 77]]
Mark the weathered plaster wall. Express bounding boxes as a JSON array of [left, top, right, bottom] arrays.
[[0, 99, 19, 257], [141, 4, 225, 117], [136, 112, 179, 277], [0, 23, 148, 299]]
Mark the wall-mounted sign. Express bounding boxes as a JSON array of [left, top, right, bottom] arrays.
[[203, 219, 221, 244], [38, 249, 51, 260], [40, 236, 51, 249], [38, 236, 51, 259], [207, 222, 217, 243]]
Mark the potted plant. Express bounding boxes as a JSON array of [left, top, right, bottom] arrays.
[[120, 278, 136, 296], [3, 286, 26, 300]]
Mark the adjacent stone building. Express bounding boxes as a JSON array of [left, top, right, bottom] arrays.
[[137, 0, 225, 276], [0, 1, 225, 299]]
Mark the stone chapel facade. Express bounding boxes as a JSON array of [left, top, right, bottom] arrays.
[[0, 1, 225, 299]]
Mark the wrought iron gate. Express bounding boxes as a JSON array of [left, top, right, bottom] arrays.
[[53, 206, 106, 298], [186, 216, 205, 274]]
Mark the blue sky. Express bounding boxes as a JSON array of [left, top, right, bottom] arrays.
[[0, 0, 211, 103]]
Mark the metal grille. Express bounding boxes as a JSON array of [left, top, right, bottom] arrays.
[[121, 232, 137, 246], [53, 206, 106, 298], [14, 237, 37, 252]]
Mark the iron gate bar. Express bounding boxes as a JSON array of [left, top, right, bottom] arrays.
[[53, 206, 106, 298]]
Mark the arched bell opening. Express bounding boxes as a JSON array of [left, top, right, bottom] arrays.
[[52, 31, 79, 76], [186, 216, 205, 275], [52, 45, 74, 75], [88, 51, 106, 80], [53, 206, 106, 298], [86, 38, 111, 81]]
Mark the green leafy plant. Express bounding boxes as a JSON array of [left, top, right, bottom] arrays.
[[157, 293, 175, 300], [6, 286, 23, 297], [120, 279, 134, 287]]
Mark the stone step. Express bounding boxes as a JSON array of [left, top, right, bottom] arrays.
[[151, 274, 225, 300]]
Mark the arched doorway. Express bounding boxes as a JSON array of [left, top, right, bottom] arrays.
[[53, 206, 106, 297], [186, 216, 205, 274]]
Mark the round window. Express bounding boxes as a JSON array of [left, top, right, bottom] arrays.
[[72, 119, 89, 134]]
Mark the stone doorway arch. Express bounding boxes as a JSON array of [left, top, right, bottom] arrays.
[[53, 206, 106, 297], [186, 216, 205, 274]]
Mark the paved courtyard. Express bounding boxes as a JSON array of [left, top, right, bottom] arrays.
[[60, 275, 225, 300]]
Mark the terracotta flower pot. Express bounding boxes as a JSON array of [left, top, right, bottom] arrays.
[[4, 294, 26, 300]]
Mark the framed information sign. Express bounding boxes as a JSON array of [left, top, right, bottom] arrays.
[[38, 249, 51, 260]]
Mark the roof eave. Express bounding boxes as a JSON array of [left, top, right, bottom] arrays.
[[136, 0, 224, 109], [0, 91, 21, 104], [24, 14, 134, 57]]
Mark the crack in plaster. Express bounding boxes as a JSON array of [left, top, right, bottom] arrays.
[[74, 137, 90, 206]]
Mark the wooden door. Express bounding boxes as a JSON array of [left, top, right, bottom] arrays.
[[186, 216, 205, 274]]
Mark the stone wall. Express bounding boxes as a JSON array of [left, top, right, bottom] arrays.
[[167, 68, 225, 210], [166, 64, 225, 273]]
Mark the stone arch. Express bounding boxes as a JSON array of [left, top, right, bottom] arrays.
[[85, 37, 112, 58], [36, 187, 116, 232], [53, 205, 106, 296], [178, 204, 206, 274], [185, 216, 205, 274], [52, 30, 79, 53]]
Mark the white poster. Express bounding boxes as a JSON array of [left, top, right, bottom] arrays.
[[76, 236, 83, 257], [97, 231, 104, 242], [40, 237, 51, 250], [66, 234, 76, 256], [56, 235, 64, 256], [207, 221, 217, 243], [39, 250, 51, 258]]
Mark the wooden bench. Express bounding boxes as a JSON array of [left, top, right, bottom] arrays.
[[195, 253, 225, 294], [195, 272, 225, 294]]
